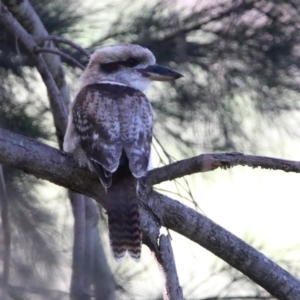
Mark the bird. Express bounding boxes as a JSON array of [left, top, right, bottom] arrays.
[[63, 44, 183, 262]]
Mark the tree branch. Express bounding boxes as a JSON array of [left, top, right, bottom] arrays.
[[147, 191, 300, 299], [159, 234, 183, 300], [35, 47, 85, 70], [0, 128, 300, 299], [35, 35, 91, 58], [146, 220, 183, 300], [147, 152, 300, 185]]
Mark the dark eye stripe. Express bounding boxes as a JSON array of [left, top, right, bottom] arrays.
[[124, 57, 139, 68], [100, 57, 140, 73], [100, 62, 121, 73]]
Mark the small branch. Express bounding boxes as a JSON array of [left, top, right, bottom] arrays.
[[159, 234, 183, 300], [35, 47, 85, 70], [35, 35, 91, 57], [147, 152, 300, 185], [0, 166, 10, 300]]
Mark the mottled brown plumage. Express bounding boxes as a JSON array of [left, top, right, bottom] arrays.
[[71, 83, 152, 261], [63, 44, 182, 262], [73, 83, 153, 184]]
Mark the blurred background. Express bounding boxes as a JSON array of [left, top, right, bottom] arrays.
[[1, 0, 300, 299]]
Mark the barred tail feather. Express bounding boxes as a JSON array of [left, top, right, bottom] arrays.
[[106, 175, 141, 262]]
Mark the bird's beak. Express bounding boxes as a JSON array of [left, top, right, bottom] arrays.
[[139, 64, 183, 81]]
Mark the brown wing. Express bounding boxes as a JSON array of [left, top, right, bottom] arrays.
[[72, 83, 153, 187]]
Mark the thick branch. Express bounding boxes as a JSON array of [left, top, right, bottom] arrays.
[[0, 128, 300, 299]]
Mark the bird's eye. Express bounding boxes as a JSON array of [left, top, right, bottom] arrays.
[[100, 62, 121, 73], [126, 57, 139, 68]]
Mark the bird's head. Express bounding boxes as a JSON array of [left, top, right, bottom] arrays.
[[80, 44, 183, 92]]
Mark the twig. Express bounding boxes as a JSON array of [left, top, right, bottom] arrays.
[[35, 35, 91, 57], [153, 134, 176, 164], [0, 166, 10, 300], [159, 234, 183, 300], [155, 187, 195, 203], [1, 129, 300, 299], [35, 47, 85, 70], [153, 136, 200, 211]]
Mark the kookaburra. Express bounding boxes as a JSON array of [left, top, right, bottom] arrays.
[[64, 44, 182, 262]]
